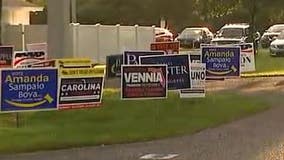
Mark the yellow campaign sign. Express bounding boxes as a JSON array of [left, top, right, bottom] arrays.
[[60, 68, 105, 77], [55, 58, 92, 68]]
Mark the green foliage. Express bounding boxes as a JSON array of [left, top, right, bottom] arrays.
[[254, 49, 284, 73], [26, 0, 46, 5], [76, 0, 284, 32]]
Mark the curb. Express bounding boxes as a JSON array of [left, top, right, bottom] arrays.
[[241, 72, 284, 78]]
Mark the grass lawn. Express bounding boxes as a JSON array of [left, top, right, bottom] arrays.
[[255, 49, 284, 73], [0, 90, 269, 154]]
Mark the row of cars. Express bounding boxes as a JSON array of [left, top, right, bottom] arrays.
[[155, 23, 284, 56], [261, 24, 284, 56]]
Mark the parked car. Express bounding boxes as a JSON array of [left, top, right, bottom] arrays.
[[175, 27, 213, 48], [211, 23, 260, 46], [260, 24, 284, 48], [270, 31, 284, 56], [154, 27, 173, 42]]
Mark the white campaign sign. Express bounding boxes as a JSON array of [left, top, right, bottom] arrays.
[[13, 51, 47, 68], [180, 63, 206, 98], [240, 43, 255, 73], [26, 43, 48, 54]]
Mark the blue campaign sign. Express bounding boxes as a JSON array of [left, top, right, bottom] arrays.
[[140, 54, 191, 90], [123, 51, 164, 65], [202, 46, 240, 78], [1, 68, 58, 112], [106, 54, 123, 78]]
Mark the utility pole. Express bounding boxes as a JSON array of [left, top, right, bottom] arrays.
[[47, 0, 70, 58], [71, 0, 77, 23]]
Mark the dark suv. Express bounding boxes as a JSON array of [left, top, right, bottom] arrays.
[[211, 23, 260, 45], [211, 23, 260, 54], [175, 27, 213, 48]]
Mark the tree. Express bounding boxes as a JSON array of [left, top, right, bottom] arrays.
[[26, 0, 46, 5]]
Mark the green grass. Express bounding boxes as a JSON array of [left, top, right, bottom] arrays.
[[0, 90, 269, 154], [255, 49, 284, 73]]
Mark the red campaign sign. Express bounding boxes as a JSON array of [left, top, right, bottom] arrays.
[[150, 41, 180, 54], [121, 65, 168, 100], [0, 46, 13, 68]]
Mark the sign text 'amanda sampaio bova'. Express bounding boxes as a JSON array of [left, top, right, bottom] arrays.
[[140, 54, 191, 90], [59, 68, 105, 110], [121, 65, 167, 100], [202, 46, 240, 78], [1, 68, 58, 113]]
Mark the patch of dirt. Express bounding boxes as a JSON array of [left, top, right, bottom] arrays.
[[207, 77, 284, 94]]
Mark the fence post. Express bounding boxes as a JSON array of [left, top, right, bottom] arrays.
[[116, 24, 120, 53], [152, 25, 156, 43], [95, 23, 100, 63], [70, 23, 79, 58], [135, 24, 139, 50], [20, 24, 25, 51]]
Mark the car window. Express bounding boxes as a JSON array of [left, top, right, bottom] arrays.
[[180, 29, 201, 38], [220, 28, 244, 38]]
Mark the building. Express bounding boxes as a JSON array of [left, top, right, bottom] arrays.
[[2, 0, 44, 25]]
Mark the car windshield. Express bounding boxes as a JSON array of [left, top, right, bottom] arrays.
[[268, 25, 284, 32], [219, 28, 244, 38], [180, 29, 201, 38]]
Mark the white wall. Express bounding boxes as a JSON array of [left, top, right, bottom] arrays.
[[3, 24, 156, 63]]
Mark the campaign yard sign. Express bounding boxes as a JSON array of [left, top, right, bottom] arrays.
[[0, 46, 13, 68], [13, 51, 47, 68], [180, 63, 206, 98], [123, 51, 164, 65], [238, 43, 256, 72], [202, 46, 240, 78], [106, 54, 123, 78], [1, 68, 58, 113], [150, 41, 180, 54], [121, 65, 167, 100], [55, 59, 92, 68], [180, 50, 201, 63], [140, 54, 191, 90], [190, 54, 201, 63], [59, 68, 105, 110], [26, 43, 48, 54], [28, 60, 56, 68]]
